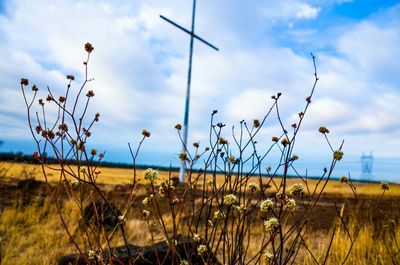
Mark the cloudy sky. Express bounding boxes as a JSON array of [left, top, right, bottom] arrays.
[[0, 0, 399, 181]]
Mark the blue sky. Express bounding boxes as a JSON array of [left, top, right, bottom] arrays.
[[0, 0, 399, 181]]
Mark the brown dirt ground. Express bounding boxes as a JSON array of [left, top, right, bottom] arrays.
[[1, 177, 398, 233]]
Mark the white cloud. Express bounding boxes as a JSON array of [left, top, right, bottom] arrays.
[[225, 89, 276, 121], [337, 21, 400, 84], [344, 92, 400, 133], [296, 3, 321, 19], [294, 98, 352, 127], [261, 1, 321, 21]]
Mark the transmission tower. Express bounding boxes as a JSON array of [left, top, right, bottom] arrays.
[[361, 152, 373, 180]]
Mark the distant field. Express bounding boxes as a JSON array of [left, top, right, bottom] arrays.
[[1, 161, 399, 197], [1, 162, 171, 184]]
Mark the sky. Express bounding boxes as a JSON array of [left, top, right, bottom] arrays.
[[0, 0, 399, 182]]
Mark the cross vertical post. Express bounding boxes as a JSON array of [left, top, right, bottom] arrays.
[[160, 0, 219, 183]]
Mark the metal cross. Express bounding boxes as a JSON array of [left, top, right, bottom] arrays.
[[160, 0, 219, 183]]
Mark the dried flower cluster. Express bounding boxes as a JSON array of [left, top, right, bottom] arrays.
[[248, 182, 259, 193], [260, 199, 274, 212], [289, 183, 304, 196], [285, 198, 296, 211], [143, 168, 158, 182], [224, 194, 237, 205], [333, 150, 344, 161], [264, 217, 279, 233]]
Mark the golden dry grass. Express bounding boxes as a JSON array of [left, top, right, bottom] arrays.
[[2, 162, 171, 184], [3, 162, 399, 197], [0, 198, 76, 264], [1, 162, 400, 264], [1, 195, 399, 265]]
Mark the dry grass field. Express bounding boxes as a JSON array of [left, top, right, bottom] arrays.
[[0, 162, 399, 264], [2, 162, 399, 197]]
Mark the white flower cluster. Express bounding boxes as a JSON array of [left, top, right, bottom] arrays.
[[142, 210, 150, 219], [285, 198, 296, 211], [144, 168, 158, 182], [263, 251, 274, 261], [289, 183, 304, 195], [224, 194, 237, 205], [193, 233, 201, 243], [260, 199, 274, 212], [142, 195, 153, 206], [248, 182, 260, 193], [214, 210, 225, 220], [264, 217, 279, 233], [197, 245, 207, 255]]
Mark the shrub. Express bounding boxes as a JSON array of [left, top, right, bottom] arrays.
[[20, 43, 389, 264]]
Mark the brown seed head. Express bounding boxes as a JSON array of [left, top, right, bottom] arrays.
[[142, 129, 150, 137], [179, 152, 188, 161], [41, 130, 48, 138], [35, 125, 42, 134], [281, 138, 290, 147], [219, 137, 228, 145], [340, 176, 348, 183], [47, 130, 55, 139], [381, 182, 389, 191], [319, 126, 330, 134], [333, 150, 344, 161], [58, 123, 68, 132], [86, 90, 95, 97], [94, 112, 100, 122], [66, 75, 75, 81], [83, 128, 91, 137], [78, 142, 85, 151], [20, 78, 29, 86], [91, 149, 97, 156], [84, 42, 94, 53]]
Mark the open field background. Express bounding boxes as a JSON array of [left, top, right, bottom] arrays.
[[1, 162, 399, 197], [0, 162, 400, 264]]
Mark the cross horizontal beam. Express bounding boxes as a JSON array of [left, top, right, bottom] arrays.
[[160, 15, 219, 51]]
